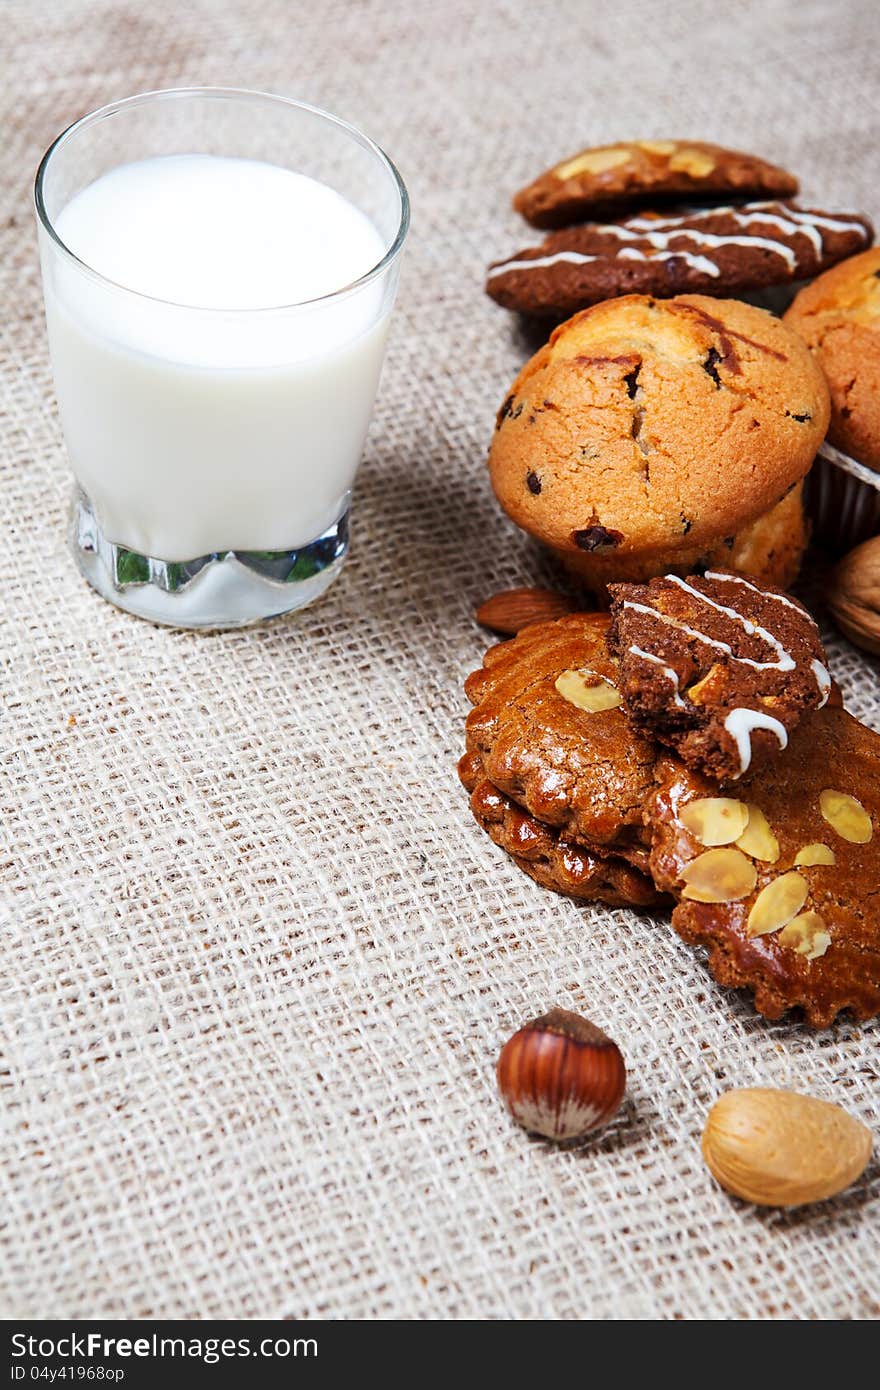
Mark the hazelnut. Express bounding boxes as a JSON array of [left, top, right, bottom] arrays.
[[496, 1007, 626, 1141], [828, 535, 880, 656]]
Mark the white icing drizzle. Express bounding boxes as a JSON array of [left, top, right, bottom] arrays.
[[724, 708, 788, 776], [617, 245, 720, 276], [628, 201, 865, 241], [595, 219, 798, 269], [812, 658, 832, 708], [702, 569, 812, 619], [726, 208, 821, 254], [625, 572, 834, 774], [625, 203, 780, 229], [702, 571, 830, 702], [489, 202, 867, 282], [663, 574, 796, 671], [623, 600, 797, 773], [776, 205, 867, 234], [486, 244, 719, 279], [486, 249, 597, 277], [622, 600, 745, 663], [629, 645, 688, 709]]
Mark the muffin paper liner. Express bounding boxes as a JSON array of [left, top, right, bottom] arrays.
[[804, 440, 880, 554]]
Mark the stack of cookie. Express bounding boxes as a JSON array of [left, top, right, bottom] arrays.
[[482, 141, 879, 597], [486, 139, 873, 320], [459, 570, 880, 1027]]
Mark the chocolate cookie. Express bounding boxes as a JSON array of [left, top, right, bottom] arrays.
[[648, 707, 880, 1025], [463, 614, 659, 861], [487, 203, 873, 320], [488, 295, 829, 596], [513, 141, 798, 230], [458, 751, 665, 906], [784, 247, 880, 471], [607, 571, 831, 781]]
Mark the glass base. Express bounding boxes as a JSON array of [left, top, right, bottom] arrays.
[[71, 491, 349, 629]]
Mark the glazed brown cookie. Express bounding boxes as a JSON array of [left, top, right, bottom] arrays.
[[488, 295, 829, 595], [458, 752, 665, 906], [463, 614, 659, 860], [648, 707, 880, 1026], [487, 203, 873, 320], [784, 247, 880, 470], [513, 141, 798, 229], [607, 571, 831, 782]]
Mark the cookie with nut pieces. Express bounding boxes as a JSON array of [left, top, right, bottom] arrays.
[[487, 202, 873, 321], [607, 569, 832, 782], [647, 705, 880, 1026], [513, 140, 798, 229]]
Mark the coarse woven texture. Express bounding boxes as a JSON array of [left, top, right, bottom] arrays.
[[1, 0, 879, 1322]]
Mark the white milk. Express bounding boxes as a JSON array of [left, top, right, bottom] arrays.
[[42, 155, 390, 558]]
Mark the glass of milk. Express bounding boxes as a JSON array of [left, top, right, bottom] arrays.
[[34, 88, 409, 627]]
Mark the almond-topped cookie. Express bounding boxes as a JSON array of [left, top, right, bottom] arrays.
[[607, 570, 832, 782], [513, 140, 798, 229], [487, 203, 873, 320], [647, 706, 880, 1026]]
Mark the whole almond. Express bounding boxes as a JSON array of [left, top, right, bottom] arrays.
[[702, 1087, 872, 1208], [475, 587, 579, 635]]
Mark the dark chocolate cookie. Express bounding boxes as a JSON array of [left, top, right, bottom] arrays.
[[648, 707, 880, 1026], [513, 140, 798, 229], [607, 570, 831, 782], [487, 203, 873, 320]]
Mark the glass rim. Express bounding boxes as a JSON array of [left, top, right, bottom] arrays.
[[34, 86, 410, 314]]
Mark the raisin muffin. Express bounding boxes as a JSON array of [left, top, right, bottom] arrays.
[[784, 247, 880, 471], [488, 294, 829, 597]]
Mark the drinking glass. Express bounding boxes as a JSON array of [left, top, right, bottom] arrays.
[[34, 88, 409, 627]]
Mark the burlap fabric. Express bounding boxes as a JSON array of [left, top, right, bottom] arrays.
[[1, 0, 879, 1321]]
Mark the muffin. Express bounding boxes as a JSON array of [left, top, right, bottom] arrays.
[[488, 294, 829, 596], [784, 249, 880, 550], [785, 248, 880, 469]]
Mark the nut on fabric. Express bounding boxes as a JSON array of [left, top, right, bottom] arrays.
[[497, 1008, 626, 1140], [702, 1088, 872, 1207]]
